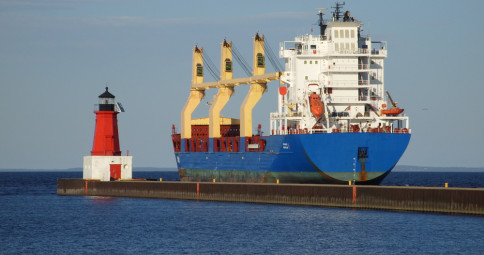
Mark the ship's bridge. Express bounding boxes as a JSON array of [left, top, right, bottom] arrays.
[[279, 35, 387, 59], [280, 34, 328, 58]]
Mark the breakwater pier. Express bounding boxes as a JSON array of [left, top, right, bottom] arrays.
[[57, 179, 484, 215]]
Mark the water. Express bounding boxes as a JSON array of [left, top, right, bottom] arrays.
[[381, 171, 484, 188], [1, 171, 483, 254]]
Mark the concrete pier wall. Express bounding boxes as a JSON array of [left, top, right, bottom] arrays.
[[57, 179, 484, 215]]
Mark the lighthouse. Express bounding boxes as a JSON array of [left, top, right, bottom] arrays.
[[83, 87, 132, 181]]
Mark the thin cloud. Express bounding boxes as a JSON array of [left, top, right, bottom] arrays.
[[0, 11, 313, 29], [0, 0, 117, 8], [0, 0, 80, 10], [81, 11, 312, 27]]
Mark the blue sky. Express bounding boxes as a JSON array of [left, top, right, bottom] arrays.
[[1, 0, 483, 169]]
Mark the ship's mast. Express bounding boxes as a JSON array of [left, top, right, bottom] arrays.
[[316, 8, 327, 36], [332, 1, 345, 21]]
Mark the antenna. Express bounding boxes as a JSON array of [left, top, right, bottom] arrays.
[[332, 1, 345, 21]]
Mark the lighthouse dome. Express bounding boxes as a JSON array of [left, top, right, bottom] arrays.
[[99, 87, 115, 98]]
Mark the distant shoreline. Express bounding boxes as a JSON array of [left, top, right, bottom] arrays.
[[0, 166, 483, 172], [393, 165, 484, 172], [0, 167, 178, 172]]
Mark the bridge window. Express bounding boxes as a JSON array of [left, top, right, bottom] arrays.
[[225, 58, 232, 72], [257, 53, 265, 67], [196, 63, 203, 76]]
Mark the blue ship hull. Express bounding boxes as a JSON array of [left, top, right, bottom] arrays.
[[174, 133, 411, 184]]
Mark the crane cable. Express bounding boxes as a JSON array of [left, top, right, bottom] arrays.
[[202, 39, 283, 81], [264, 39, 283, 72], [202, 51, 220, 81], [231, 45, 253, 77]]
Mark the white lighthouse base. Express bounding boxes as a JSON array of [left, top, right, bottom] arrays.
[[83, 156, 133, 181]]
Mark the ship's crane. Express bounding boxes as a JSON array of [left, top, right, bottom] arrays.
[[386, 91, 398, 108], [382, 91, 404, 116]]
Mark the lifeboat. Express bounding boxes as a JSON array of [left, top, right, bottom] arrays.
[[309, 92, 324, 118], [381, 107, 404, 116]]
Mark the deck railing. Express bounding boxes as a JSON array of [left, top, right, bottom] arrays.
[[270, 127, 411, 135]]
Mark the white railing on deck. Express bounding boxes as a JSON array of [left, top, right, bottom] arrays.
[[270, 127, 411, 135], [329, 66, 358, 71], [330, 80, 368, 87], [285, 48, 381, 56], [334, 48, 370, 55], [371, 49, 387, 56], [270, 112, 303, 119], [325, 96, 380, 103]]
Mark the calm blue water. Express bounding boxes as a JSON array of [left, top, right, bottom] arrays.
[[1, 171, 483, 254]]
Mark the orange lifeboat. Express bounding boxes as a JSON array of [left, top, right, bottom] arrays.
[[381, 107, 404, 116], [382, 91, 404, 116], [309, 92, 324, 118]]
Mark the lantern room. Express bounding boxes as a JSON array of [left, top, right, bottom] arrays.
[[98, 87, 116, 111]]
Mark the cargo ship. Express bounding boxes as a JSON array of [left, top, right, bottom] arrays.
[[171, 3, 410, 184]]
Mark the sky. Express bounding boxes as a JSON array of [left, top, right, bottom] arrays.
[[1, 0, 483, 170]]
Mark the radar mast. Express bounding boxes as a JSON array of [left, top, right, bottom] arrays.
[[315, 8, 327, 36], [332, 1, 345, 21]]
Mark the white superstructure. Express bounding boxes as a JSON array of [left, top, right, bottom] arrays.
[[271, 5, 409, 135]]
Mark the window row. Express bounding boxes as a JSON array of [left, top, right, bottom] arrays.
[[335, 43, 356, 51], [303, 60, 319, 64], [334, 29, 355, 39]]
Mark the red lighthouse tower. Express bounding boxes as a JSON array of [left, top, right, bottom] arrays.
[[83, 87, 132, 181], [91, 87, 121, 156]]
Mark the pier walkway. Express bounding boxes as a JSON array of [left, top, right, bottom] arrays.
[[57, 179, 484, 215]]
